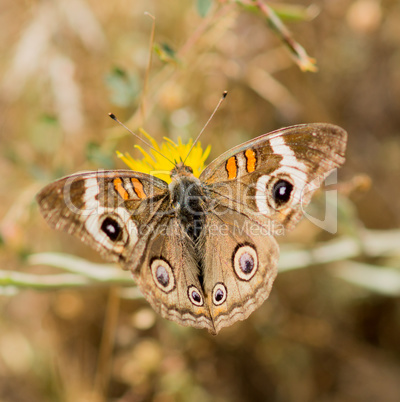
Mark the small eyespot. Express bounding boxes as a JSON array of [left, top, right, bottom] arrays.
[[151, 259, 175, 293], [233, 245, 258, 281], [212, 283, 227, 306], [188, 285, 204, 306], [272, 179, 293, 208], [101, 217, 122, 241]]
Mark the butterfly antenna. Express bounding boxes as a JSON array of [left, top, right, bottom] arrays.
[[109, 113, 176, 167], [183, 91, 228, 164]]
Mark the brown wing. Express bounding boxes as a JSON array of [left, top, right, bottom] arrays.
[[37, 170, 169, 267], [135, 217, 215, 333], [134, 208, 279, 335], [200, 123, 347, 232], [200, 206, 279, 334]]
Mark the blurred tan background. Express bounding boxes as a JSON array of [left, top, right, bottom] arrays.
[[1, 0, 400, 401]]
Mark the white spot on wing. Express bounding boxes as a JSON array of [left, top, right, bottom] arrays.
[[255, 175, 271, 215], [83, 177, 100, 212], [83, 176, 138, 248], [268, 135, 308, 204], [236, 153, 246, 175]]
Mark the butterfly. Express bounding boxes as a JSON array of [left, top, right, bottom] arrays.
[[37, 123, 347, 334]]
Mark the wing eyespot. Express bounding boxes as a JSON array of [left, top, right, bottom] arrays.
[[188, 285, 204, 306], [101, 217, 122, 241], [256, 175, 295, 214], [212, 283, 227, 306], [271, 178, 294, 208], [151, 258, 175, 293], [233, 244, 258, 281]]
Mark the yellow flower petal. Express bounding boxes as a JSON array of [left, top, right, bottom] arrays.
[[117, 131, 210, 183], [139, 128, 160, 150]]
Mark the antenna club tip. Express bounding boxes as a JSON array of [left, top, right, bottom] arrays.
[[109, 113, 117, 120], [222, 91, 228, 98]]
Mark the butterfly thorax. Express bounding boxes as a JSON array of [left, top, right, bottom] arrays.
[[169, 163, 207, 242]]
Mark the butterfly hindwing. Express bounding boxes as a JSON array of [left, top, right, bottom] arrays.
[[134, 217, 215, 332], [200, 206, 279, 334], [133, 207, 279, 335]]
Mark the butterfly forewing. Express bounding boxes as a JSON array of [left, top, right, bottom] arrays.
[[37, 170, 169, 266], [200, 123, 347, 231]]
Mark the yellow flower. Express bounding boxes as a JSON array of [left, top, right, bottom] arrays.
[[117, 129, 211, 184]]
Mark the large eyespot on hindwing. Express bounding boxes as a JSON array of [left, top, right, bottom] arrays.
[[212, 283, 227, 306], [233, 244, 258, 281], [151, 258, 175, 293], [188, 285, 204, 307]]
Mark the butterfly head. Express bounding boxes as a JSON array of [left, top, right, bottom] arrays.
[[170, 162, 194, 180]]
